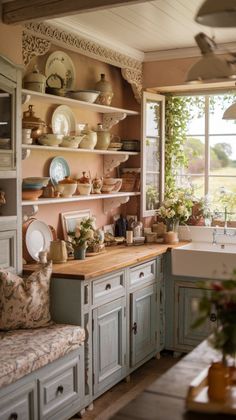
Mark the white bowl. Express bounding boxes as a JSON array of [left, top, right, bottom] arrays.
[[60, 135, 84, 148], [56, 182, 77, 197], [77, 183, 92, 195], [38, 134, 63, 147], [70, 90, 100, 103]]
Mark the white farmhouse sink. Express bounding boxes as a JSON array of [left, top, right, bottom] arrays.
[[171, 242, 236, 279]]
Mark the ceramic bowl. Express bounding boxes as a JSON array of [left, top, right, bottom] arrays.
[[23, 177, 50, 187], [38, 134, 63, 147], [22, 189, 43, 201], [69, 90, 100, 103], [56, 182, 77, 197], [60, 135, 84, 148], [77, 183, 92, 195]]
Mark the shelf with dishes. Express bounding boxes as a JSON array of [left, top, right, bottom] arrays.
[[22, 89, 139, 116], [21, 191, 140, 205], [21, 144, 139, 156]]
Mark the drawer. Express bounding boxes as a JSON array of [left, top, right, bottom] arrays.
[[92, 271, 125, 306], [0, 383, 35, 420], [129, 260, 156, 289], [39, 357, 79, 418]]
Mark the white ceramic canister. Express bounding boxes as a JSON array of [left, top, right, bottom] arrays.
[[23, 65, 46, 93]]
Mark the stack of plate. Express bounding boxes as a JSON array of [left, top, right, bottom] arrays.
[[122, 140, 140, 152], [108, 142, 123, 151]]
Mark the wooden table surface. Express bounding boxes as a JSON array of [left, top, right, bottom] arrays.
[[24, 242, 187, 280], [111, 341, 235, 420]]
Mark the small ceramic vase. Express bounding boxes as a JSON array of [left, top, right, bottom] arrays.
[[74, 245, 86, 260], [95, 123, 111, 150], [92, 176, 103, 194], [79, 124, 97, 149], [95, 74, 113, 106]]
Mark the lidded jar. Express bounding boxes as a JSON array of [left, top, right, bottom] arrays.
[[23, 65, 46, 93], [95, 74, 113, 106], [95, 123, 111, 150], [22, 105, 46, 141], [79, 124, 97, 150], [208, 361, 229, 402]]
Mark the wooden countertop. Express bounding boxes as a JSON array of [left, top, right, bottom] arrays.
[[111, 341, 234, 420], [23, 242, 187, 280]]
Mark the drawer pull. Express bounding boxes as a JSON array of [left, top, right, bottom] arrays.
[[105, 283, 111, 290], [57, 385, 64, 394], [139, 272, 145, 278], [132, 322, 137, 335], [9, 414, 18, 420], [209, 313, 217, 322]]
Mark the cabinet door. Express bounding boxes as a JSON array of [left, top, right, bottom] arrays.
[[0, 74, 16, 170], [0, 229, 16, 271], [130, 284, 157, 367], [141, 91, 165, 217], [92, 297, 126, 397], [175, 282, 216, 350]]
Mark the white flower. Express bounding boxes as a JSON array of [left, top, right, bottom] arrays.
[[84, 229, 94, 240]]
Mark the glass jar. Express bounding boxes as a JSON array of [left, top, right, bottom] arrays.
[[208, 361, 229, 402]]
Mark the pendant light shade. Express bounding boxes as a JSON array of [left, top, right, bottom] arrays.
[[195, 0, 236, 27], [185, 33, 236, 83], [223, 103, 236, 119]]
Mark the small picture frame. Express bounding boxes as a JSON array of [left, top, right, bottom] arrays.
[[60, 209, 91, 241], [103, 224, 115, 235]]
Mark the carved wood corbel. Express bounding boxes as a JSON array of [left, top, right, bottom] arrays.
[[22, 31, 51, 67]]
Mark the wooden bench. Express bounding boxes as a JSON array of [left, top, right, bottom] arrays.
[[0, 324, 85, 420]]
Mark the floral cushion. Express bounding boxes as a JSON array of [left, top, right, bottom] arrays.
[[0, 262, 52, 330], [0, 324, 85, 388]]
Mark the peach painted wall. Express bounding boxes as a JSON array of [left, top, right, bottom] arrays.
[[22, 45, 140, 237], [143, 56, 198, 88], [0, 23, 23, 65]]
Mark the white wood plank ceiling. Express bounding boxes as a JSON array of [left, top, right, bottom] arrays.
[[49, 0, 236, 61]]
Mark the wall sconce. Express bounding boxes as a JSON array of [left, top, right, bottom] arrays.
[[223, 103, 236, 119], [195, 0, 236, 27], [185, 33, 236, 83]]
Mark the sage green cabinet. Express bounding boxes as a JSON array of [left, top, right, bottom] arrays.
[[92, 297, 126, 397], [130, 283, 157, 367], [175, 281, 216, 351]]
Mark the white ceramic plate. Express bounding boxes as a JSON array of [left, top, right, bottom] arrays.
[[25, 220, 53, 261], [49, 156, 70, 186], [45, 51, 76, 90], [52, 105, 76, 136]]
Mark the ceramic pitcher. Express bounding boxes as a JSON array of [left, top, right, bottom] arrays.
[[48, 240, 67, 264]]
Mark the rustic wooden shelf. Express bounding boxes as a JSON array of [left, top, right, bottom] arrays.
[[22, 144, 139, 156]]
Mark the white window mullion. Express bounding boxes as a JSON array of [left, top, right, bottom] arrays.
[[205, 96, 210, 195]]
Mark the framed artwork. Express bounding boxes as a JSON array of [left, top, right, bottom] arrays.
[[60, 209, 91, 241], [103, 224, 115, 235]]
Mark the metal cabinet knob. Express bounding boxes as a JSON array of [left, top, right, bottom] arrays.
[[57, 385, 64, 394], [132, 322, 137, 335], [10, 414, 18, 420], [105, 283, 111, 290], [209, 313, 217, 322], [139, 272, 144, 278]]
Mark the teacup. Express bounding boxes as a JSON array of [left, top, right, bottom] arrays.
[[102, 177, 122, 193]]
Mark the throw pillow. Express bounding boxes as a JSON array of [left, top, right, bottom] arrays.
[[0, 261, 52, 330]]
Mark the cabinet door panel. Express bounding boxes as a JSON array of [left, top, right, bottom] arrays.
[[130, 284, 157, 367], [176, 284, 216, 349], [0, 229, 16, 271], [93, 297, 126, 396]]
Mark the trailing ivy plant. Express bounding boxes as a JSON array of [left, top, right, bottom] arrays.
[[165, 94, 190, 191]]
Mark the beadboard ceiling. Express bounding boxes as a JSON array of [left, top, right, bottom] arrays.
[[48, 0, 236, 62]]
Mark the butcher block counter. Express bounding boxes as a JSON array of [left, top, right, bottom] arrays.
[[24, 242, 187, 279]]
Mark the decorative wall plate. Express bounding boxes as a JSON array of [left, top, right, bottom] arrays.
[[49, 156, 70, 186], [45, 51, 76, 90], [52, 105, 76, 136], [25, 219, 53, 261]]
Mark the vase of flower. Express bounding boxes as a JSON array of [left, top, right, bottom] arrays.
[[74, 245, 86, 260]]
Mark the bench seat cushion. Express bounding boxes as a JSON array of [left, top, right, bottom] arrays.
[[0, 324, 85, 388]]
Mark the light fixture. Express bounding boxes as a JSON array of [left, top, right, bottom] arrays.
[[223, 103, 236, 119], [185, 32, 236, 83], [195, 0, 236, 27]]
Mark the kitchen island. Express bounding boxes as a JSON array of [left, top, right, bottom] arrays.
[[111, 339, 235, 420]]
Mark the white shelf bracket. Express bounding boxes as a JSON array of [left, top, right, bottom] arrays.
[[102, 112, 126, 130], [22, 148, 31, 160], [104, 154, 129, 175], [103, 196, 130, 214]]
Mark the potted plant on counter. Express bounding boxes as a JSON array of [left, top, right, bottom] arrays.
[[68, 216, 96, 260]]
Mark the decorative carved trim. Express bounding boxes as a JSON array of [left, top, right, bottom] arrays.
[[24, 22, 142, 72], [22, 31, 51, 66], [104, 154, 129, 174], [102, 112, 126, 130], [121, 68, 142, 103], [103, 196, 129, 214]]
